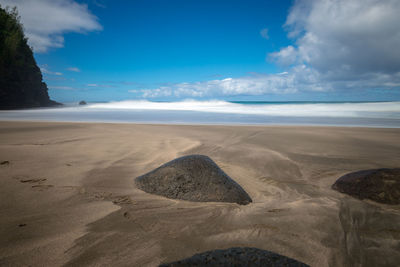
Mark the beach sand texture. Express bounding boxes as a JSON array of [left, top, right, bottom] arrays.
[[0, 121, 399, 266]]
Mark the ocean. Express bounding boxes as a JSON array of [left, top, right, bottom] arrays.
[[1, 100, 399, 127]]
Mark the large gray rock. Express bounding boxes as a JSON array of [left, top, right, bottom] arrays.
[[159, 247, 309, 267], [135, 155, 252, 205], [332, 168, 400, 204]]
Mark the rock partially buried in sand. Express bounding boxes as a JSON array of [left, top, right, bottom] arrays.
[[332, 168, 400, 205], [159, 247, 309, 267], [135, 155, 252, 205]]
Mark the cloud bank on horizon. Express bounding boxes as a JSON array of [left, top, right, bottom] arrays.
[[0, 0, 101, 52], [143, 0, 400, 98]]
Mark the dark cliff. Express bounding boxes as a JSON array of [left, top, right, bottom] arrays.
[[0, 6, 60, 109]]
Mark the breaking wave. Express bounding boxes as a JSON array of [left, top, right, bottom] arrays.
[[86, 100, 400, 118]]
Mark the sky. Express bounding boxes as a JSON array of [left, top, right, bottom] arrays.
[[1, 0, 400, 103]]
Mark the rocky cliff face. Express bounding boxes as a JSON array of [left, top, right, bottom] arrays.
[[0, 6, 59, 109]]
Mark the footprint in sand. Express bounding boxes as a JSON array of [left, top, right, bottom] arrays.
[[20, 178, 47, 183], [123, 211, 131, 219], [267, 208, 287, 213], [14, 176, 54, 191], [61, 186, 86, 194], [92, 191, 113, 200], [89, 192, 135, 206], [112, 196, 134, 205], [31, 184, 54, 191]]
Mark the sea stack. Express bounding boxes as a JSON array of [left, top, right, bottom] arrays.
[[332, 168, 400, 204], [135, 155, 252, 205], [159, 247, 309, 267]]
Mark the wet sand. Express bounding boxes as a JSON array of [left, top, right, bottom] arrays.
[[0, 121, 399, 266]]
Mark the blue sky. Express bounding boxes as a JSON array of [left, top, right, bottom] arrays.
[[2, 0, 400, 102]]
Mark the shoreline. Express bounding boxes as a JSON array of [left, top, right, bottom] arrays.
[[1, 118, 399, 129], [1, 121, 399, 266]]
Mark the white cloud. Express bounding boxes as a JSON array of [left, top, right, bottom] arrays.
[[260, 28, 269, 39], [136, 64, 400, 99], [49, 86, 75, 90], [0, 0, 102, 53], [93, 0, 106, 9], [67, 67, 80, 72], [40, 65, 62, 76], [131, 71, 315, 98], [131, 88, 173, 98], [270, 0, 400, 91], [269, 45, 297, 66]]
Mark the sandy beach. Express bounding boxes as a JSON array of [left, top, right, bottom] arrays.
[[0, 121, 399, 266]]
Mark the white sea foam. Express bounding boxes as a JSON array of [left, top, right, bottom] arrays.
[[1, 100, 399, 127], [86, 100, 400, 118]]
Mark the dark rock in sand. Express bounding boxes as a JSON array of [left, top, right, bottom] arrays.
[[79, 100, 87, 105], [159, 247, 309, 267], [332, 168, 400, 205], [135, 155, 252, 205]]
